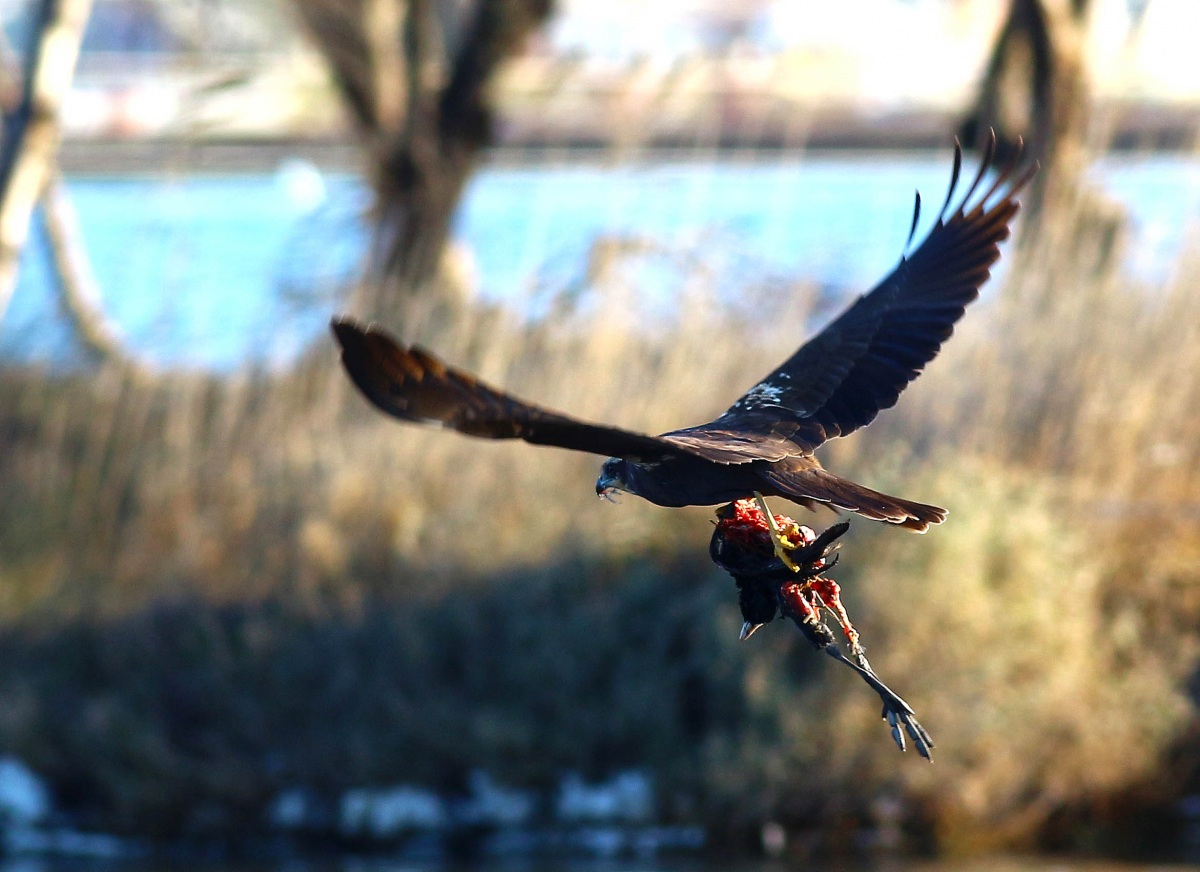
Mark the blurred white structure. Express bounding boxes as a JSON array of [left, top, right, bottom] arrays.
[[0, 757, 49, 828], [340, 785, 449, 837], [0, 0, 1193, 142], [556, 770, 653, 823]]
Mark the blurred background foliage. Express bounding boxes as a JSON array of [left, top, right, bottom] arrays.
[[0, 0, 1199, 861]]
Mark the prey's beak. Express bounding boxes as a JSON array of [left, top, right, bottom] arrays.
[[739, 621, 764, 641]]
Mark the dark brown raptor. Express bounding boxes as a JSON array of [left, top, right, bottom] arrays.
[[333, 136, 1033, 536]]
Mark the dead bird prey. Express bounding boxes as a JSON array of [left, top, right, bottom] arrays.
[[711, 500, 933, 759], [332, 136, 1032, 564]]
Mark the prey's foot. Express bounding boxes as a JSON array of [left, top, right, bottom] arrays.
[[753, 492, 801, 573], [709, 510, 935, 761], [824, 645, 935, 761]]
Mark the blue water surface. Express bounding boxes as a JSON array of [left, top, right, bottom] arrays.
[[2, 151, 1197, 370]]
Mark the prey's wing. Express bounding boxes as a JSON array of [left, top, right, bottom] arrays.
[[675, 135, 1034, 458], [332, 319, 682, 461]]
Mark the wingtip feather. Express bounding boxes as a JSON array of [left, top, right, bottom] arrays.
[[330, 315, 368, 351]]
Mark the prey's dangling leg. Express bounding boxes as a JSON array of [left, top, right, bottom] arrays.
[[753, 492, 800, 573]]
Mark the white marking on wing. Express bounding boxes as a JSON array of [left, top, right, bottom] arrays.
[[736, 379, 786, 409]]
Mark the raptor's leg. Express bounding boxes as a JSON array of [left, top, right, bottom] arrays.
[[753, 492, 800, 573]]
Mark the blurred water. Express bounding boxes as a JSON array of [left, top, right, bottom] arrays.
[[1, 151, 1198, 370]]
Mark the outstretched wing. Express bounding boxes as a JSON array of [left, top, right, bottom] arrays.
[[332, 319, 682, 461], [678, 135, 1034, 456]]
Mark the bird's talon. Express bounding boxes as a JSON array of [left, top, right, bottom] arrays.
[[753, 493, 802, 572], [775, 545, 801, 573]]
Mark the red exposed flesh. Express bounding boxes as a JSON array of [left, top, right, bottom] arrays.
[[809, 576, 860, 650], [715, 498, 816, 555], [716, 500, 859, 647], [779, 581, 820, 623]]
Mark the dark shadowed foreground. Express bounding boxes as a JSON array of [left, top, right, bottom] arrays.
[[1, 853, 1196, 872]]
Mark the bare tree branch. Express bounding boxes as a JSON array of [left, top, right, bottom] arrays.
[[366, 0, 409, 132], [39, 171, 135, 365], [0, 0, 94, 322], [293, 0, 554, 319]]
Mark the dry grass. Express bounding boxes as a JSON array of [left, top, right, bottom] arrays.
[[0, 147, 1198, 852]]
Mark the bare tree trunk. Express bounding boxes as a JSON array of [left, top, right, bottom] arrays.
[[960, 0, 1092, 215], [40, 171, 133, 364], [964, 0, 1132, 326], [293, 0, 554, 322], [0, 0, 93, 322]]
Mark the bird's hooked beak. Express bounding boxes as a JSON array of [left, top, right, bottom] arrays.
[[596, 459, 627, 502]]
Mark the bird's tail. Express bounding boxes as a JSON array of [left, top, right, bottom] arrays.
[[758, 465, 946, 533]]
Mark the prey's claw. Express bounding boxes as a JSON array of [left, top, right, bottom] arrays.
[[882, 703, 934, 760], [906, 718, 936, 760], [886, 709, 906, 753]]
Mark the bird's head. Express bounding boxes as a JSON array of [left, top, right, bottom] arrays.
[[596, 457, 628, 501]]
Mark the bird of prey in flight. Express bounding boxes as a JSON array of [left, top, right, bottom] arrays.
[[333, 136, 1032, 567]]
